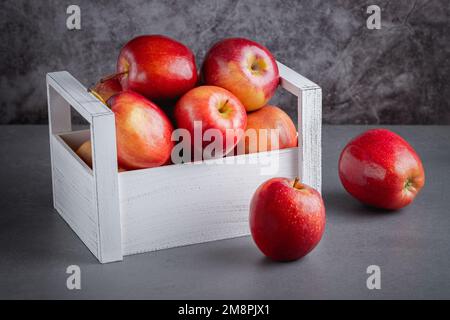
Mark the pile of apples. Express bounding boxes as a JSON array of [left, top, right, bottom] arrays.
[[76, 35, 297, 170], [75, 34, 426, 263]]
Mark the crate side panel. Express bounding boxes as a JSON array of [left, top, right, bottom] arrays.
[[51, 135, 98, 256], [120, 149, 298, 255]]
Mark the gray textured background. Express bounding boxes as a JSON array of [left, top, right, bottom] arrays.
[[1, 0, 449, 124]]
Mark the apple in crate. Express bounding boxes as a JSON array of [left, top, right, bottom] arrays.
[[250, 177, 326, 261], [75, 140, 126, 172], [90, 77, 122, 104], [76, 140, 93, 167], [237, 105, 297, 154], [339, 129, 425, 210], [108, 91, 174, 170], [174, 85, 247, 159], [116, 35, 197, 101], [202, 38, 279, 112]]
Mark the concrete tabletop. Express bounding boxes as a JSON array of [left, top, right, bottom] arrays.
[[0, 125, 449, 299]]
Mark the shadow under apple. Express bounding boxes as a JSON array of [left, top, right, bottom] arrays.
[[322, 189, 402, 219]]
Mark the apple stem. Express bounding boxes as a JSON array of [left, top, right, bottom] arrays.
[[293, 177, 300, 188], [404, 178, 413, 191], [100, 71, 128, 83], [219, 100, 229, 113]]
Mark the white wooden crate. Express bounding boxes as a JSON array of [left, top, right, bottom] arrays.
[[46, 61, 322, 263]]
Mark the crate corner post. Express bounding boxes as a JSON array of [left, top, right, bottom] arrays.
[[277, 61, 322, 193], [91, 112, 123, 263], [299, 85, 322, 193]]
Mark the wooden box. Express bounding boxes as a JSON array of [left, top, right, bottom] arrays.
[[46, 62, 321, 263]]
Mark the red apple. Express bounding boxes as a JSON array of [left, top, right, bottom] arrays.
[[75, 140, 127, 172], [173, 85, 247, 158], [339, 129, 425, 210], [75, 140, 93, 168], [250, 177, 326, 261], [107, 91, 174, 170], [90, 77, 122, 104], [237, 105, 297, 154], [202, 38, 279, 112], [116, 35, 197, 101]]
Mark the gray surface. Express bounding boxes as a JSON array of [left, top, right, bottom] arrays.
[[1, 0, 450, 125], [0, 125, 449, 299]]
